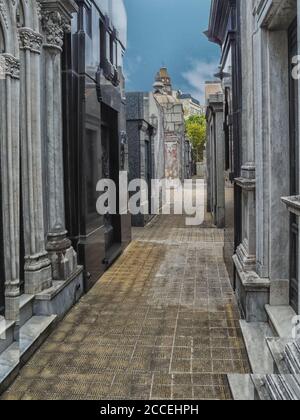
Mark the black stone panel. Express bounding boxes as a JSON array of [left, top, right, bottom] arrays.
[[62, 4, 131, 291], [224, 177, 235, 286]]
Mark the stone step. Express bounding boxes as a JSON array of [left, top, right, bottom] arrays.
[[252, 375, 300, 400], [0, 317, 16, 354], [240, 320, 274, 374], [19, 294, 34, 328], [227, 374, 255, 400], [266, 337, 291, 374], [34, 267, 83, 319], [20, 315, 57, 365], [0, 342, 19, 394], [265, 305, 296, 338], [284, 340, 300, 374]]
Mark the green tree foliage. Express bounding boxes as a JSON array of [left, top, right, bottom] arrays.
[[185, 115, 206, 162]]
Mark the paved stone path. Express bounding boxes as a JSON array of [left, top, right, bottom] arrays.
[[2, 211, 250, 400]]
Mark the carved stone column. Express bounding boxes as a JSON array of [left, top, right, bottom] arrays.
[[19, 27, 53, 295], [40, 5, 77, 280], [0, 53, 21, 320], [235, 164, 256, 272]]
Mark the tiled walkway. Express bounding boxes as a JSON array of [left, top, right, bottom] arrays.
[[2, 212, 250, 400]]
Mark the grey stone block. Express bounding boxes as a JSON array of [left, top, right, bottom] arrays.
[[270, 280, 290, 306], [34, 267, 84, 319]]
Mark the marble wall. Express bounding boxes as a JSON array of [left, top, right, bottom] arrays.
[[0, 0, 88, 386], [207, 0, 300, 319]]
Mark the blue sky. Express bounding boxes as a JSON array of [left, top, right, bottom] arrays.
[[124, 0, 220, 103]]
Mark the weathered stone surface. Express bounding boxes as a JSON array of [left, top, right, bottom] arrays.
[[206, 92, 225, 228]]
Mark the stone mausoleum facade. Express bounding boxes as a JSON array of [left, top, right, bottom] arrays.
[[126, 92, 156, 227], [206, 87, 224, 228], [154, 68, 186, 181], [0, 0, 130, 392], [206, 0, 300, 400]]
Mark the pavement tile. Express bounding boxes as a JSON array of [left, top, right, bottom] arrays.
[[2, 211, 249, 400]]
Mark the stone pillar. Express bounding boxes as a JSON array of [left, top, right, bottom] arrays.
[[235, 164, 256, 272], [206, 93, 225, 228], [41, 6, 77, 280], [205, 118, 212, 213], [19, 27, 53, 295], [0, 53, 21, 320], [214, 97, 225, 228]]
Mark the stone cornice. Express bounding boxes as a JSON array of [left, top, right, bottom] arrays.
[[38, 0, 78, 19], [205, 0, 231, 46], [281, 195, 300, 217], [253, 0, 296, 30], [234, 177, 256, 191]]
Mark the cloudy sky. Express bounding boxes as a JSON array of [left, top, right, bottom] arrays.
[[124, 0, 220, 104]]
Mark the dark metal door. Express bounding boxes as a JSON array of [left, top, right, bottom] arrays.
[[101, 124, 115, 251], [145, 138, 152, 212], [101, 104, 122, 253], [289, 19, 299, 314]]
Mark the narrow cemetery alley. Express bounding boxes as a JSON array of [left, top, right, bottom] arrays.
[[2, 181, 249, 400]]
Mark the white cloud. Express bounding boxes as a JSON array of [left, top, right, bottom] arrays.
[[124, 55, 143, 86], [182, 60, 219, 104], [123, 66, 131, 84]]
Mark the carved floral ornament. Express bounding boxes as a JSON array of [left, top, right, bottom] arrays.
[[19, 27, 43, 52], [0, 0, 9, 29], [0, 53, 20, 79], [41, 9, 71, 50]]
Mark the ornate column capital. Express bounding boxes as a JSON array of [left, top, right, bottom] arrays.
[[18, 28, 43, 54], [0, 53, 20, 79], [39, 0, 77, 50], [41, 10, 67, 51]]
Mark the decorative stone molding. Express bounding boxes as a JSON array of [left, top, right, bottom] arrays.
[[18, 28, 43, 54], [40, 1, 79, 281], [236, 241, 256, 272], [235, 177, 256, 191], [24, 251, 52, 273], [0, 53, 20, 79], [235, 163, 256, 190], [39, 0, 77, 50], [233, 254, 270, 322], [46, 227, 77, 281], [0, 0, 9, 29], [282, 195, 300, 216], [41, 10, 65, 50], [253, 0, 296, 30]]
